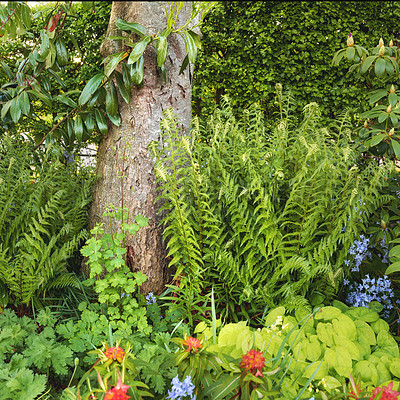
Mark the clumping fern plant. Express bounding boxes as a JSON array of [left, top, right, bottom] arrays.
[[0, 137, 94, 311], [150, 89, 395, 317]]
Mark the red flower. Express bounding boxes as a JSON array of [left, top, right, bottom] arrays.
[[370, 382, 400, 400], [104, 377, 131, 400], [104, 346, 125, 363], [183, 336, 203, 353], [239, 349, 265, 377]]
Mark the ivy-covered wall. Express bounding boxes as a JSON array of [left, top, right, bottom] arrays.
[[193, 1, 400, 121]]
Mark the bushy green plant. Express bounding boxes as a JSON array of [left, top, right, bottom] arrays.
[[150, 93, 396, 319], [169, 304, 400, 399], [0, 308, 73, 400], [0, 137, 94, 310]]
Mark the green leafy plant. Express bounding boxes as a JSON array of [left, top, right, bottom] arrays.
[[150, 92, 395, 319], [169, 304, 400, 399], [0, 308, 74, 399], [0, 137, 94, 311]]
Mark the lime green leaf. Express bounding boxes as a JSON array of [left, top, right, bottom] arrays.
[[157, 35, 168, 67], [116, 19, 146, 37], [315, 306, 342, 321], [385, 261, 400, 275], [353, 360, 379, 386], [78, 73, 105, 106], [345, 307, 379, 322]]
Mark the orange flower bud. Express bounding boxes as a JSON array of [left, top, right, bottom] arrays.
[[389, 128, 395, 137], [364, 121, 368, 128], [387, 104, 392, 113], [347, 33, 354, 47], [379, 38, 385, 47], [390, 85, 396, 93], [379, 46, 385, 56], [389, 39, 394, 47]]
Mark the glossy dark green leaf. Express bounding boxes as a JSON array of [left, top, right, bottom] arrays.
[[361, 56, 377, 74], [106, 80, 118, 116], [48, 68, 66, 89], [131, 56, 144, 85], [85, 113, 95, 134], [55, 37, 68, 66], [9, 97, 21, 123], [108, 112, 121, 126], [78, 73, 105, 106], [370, 133, 386, 146], [20, 3, 32, 29], [183, 30, 197, 64], [87, 87, 106, 107], [74, 114, 84, 142], [39, 30, 50, 59], [122, 63, 132, 91], [0, 61, 13, 79], [346, 46, 355, 61], [1, 99, 13, 119], [128, 36, 151, 65], [26, 89, 52, 107], [368, 89, 387, 105], [95, 108, 108, 136], [378, 112, 389, 123], [390, 113, 398, 126], [375, 57, 386, 78], [116, 19, 146, 37], [104, 51, 128, 77], [188, 30, 202, 49], [391, 138, 400, 159], [114, 71, 130, 104], [179, 54, 189, 75], [20, 91, 30, 115]]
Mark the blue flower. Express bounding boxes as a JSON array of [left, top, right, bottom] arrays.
[[146, 292, 157, 305], [167, 375, 195, 400]]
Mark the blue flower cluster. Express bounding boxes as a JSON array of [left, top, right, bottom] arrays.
[[146, 292, 157, 305], [166, 375, 195, 400], [344, 274, 395, 318], [346, 234, 371, 272]]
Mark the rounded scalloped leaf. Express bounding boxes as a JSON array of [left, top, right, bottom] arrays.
[[355, 319, 376, 346], [390, 357, 400, 378], [323, 376, 342, 393], [302, 360, 329, 380], [264, 306, 286, 327], [365, 355, 392, 384], [353, 360, 379, 386], [286, 328, 306, 348], [325, 346, 352, 377], [333, 335, 360, 360], [237, 327, 254, 354], [345, 307, 379, 323], [370, 318, 389, 335], [315, 306, 342, 321], [332, 314, 356, 341], [295, 306, 315, 334], [355, 338, 371, 359], [316, 322, 335, 347], [332, 300, 349, 312], [306, 336, 322, 362], [376, 330, 399, 357]]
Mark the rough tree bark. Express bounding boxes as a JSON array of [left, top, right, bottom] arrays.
[[88, 2, 193, 293]]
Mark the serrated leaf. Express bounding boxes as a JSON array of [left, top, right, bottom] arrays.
[[116, 19, 146, 37], [78, 73, 105, 106]]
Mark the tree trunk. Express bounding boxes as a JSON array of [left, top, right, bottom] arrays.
[[88, 1, 193, 294]]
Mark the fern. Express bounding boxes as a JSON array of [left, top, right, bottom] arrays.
[[151, 94, 396, 317], [0, 137, 94, 309]]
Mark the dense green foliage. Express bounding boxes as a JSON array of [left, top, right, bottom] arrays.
[[0, 137, 94, 310], [151, 92, 396, 319], [193, 1, 400, 122]]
